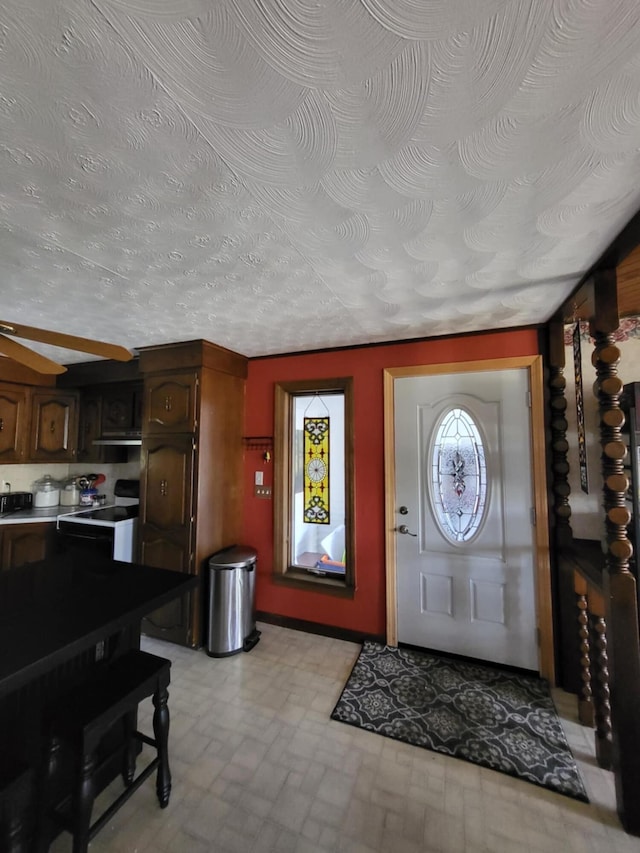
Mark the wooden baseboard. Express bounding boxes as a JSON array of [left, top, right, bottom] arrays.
[[255, 611, 383, 646]]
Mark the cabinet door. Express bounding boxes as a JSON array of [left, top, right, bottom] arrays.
[[139, 531, 194, 646], [140, 435, 195, 532], [30, 391, 78, 461], [77, 394, 104, 463], [139, 435, 196, 646], [144, 373, 198, 433], [0, 385, 28, 462], [102, 382, 142, 434], [1, 523, 54, 570]]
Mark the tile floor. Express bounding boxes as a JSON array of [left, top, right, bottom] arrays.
[[50, 623, 640, 853]]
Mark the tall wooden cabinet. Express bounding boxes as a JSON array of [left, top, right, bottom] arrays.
[[138, 341, 247, 648]]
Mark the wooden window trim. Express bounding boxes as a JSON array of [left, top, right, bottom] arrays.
[[273, 377, 355, 595]]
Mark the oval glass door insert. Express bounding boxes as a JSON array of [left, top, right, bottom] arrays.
[[430, 406, 488, 543]]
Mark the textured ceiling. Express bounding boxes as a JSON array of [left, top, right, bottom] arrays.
[[2, 0, 640, 366]]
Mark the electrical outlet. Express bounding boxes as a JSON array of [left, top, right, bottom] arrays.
[[254, 485, 272, 498]]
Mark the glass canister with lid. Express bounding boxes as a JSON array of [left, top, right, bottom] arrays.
[[33, 475, 61, 508], [60, 477, 81, 507]]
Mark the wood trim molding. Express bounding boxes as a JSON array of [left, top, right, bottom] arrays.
[[383, 355, 555, 682], [256, 610, 384, 645], [383, 367, 398, 646]]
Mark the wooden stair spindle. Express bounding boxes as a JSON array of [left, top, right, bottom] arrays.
[[590, 608, 613, 770], [574, 573, 595, 727]]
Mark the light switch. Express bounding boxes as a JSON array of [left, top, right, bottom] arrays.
[[255, 471, 263, 485]]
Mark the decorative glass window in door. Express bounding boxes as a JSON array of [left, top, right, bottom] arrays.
[[430, 407, 488, 543]]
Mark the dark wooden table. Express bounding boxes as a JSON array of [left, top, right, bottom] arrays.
[[0, 556, 197, 700], [0, 555, 198, 847]]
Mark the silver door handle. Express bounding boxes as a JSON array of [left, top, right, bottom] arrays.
[[397, 525, 417, 537]]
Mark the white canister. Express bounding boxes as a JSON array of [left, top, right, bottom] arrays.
[[33, 475, 61, 508], [60, 479, 81, 507]]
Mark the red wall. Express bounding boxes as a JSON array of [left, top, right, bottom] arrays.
[[241, 329, 540, 637]]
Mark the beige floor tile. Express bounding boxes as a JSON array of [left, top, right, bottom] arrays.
[[42, 623, 640, 852]]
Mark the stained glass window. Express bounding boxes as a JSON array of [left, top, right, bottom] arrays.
[[304, 417, 330, 524], [430, 407, 487, 543], [290, 391, 346, 569]]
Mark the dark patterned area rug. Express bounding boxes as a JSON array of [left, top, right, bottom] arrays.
[[331, 642, 588, 801]]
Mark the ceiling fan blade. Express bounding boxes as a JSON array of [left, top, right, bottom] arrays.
[[0, 321, 134, 362], [0, 334, 66, 375]]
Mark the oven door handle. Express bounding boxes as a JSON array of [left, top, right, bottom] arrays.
[[57, 527, 113, 542]]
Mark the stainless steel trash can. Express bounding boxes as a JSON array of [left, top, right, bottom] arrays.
[[206, 545, 261, 657]]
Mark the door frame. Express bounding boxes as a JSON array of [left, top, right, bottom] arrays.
[[383, 355, 555, 682]]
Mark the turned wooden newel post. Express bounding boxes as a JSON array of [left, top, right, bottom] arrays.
[[547, 315, 581, 691], [590, 267, 640, 834]]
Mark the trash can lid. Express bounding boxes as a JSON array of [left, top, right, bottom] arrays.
[[209, 544, 257, 569]]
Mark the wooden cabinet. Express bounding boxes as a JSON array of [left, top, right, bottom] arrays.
[[144, 373, 197, 433], [77, 394, 103, 463], [0, 384, 79, 464], [140, 435, 195, 533], [0, 384, 29, 462], [1, 522, 56, 571], [102, 382, 143, 435], [77, 381, 143, 464], [0, 368, 141, 465], [138, 436, 196, 642], [29, 390, 79, 462], [138, 340, 247, 648]]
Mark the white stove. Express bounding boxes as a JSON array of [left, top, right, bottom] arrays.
[[57, 480, 139, 563]]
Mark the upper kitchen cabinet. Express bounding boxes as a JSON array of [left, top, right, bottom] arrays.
[[59, 360, 143, 464], [76, 393, 103, 464], [101, 382, 143, 436], [0, 381, 78, 463], [138, 340, 248, 650], [29, 390, 79, 462], [143, 372, 197, 433], [0, 383, 29, 462]]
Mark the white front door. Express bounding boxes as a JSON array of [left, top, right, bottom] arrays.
[[394, 367, 539, 670]]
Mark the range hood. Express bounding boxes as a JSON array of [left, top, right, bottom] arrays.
[[93, 430, 142, 447]]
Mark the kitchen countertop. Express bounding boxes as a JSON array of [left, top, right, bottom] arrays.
[[0, 507, 73, 525]]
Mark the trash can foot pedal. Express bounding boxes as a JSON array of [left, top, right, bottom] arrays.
[[243, 629, 261, 652]]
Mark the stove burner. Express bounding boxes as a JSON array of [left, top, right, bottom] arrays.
[[71, 505, 139, 523]]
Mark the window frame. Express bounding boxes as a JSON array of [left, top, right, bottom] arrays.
[[273, 377, 355, 597]]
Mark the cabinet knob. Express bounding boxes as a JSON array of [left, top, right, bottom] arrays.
[[160, 479, 168, 496]]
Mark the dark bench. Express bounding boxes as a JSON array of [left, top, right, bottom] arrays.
[[36, 650, 172, 853], [0, 756, 33, 853]]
